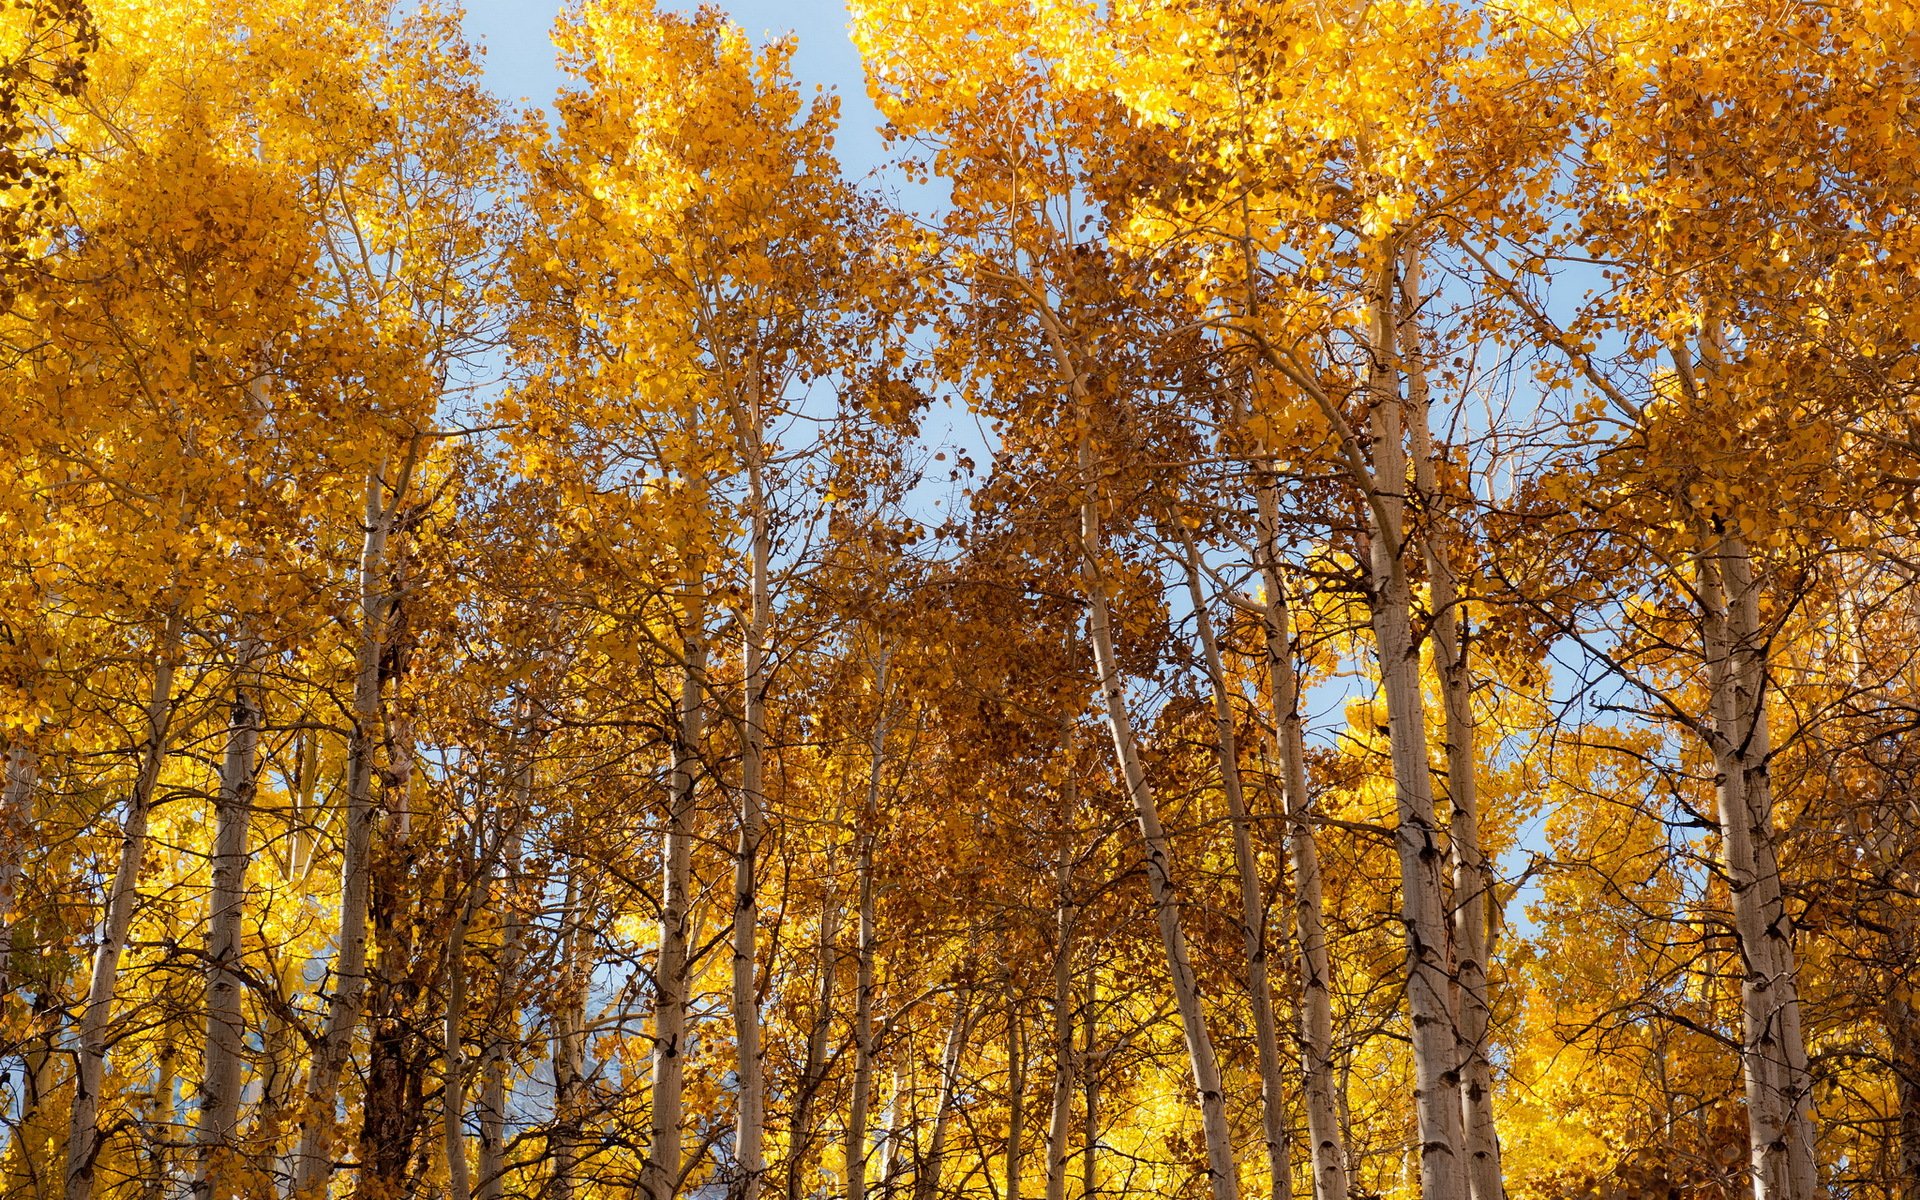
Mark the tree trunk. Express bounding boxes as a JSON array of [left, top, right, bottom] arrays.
[[1253, 475, 1351, 1200], [1078, 439, 1240, 1200], [1006, 979, 1026, 1200], [912, 998, 973, 1200], [444, 882, 473, 1200], [1081, 995, 1098, 1200], [548, 865, 591, 1200], [1398, 252, 1503, 1200], [1044, 857, 1076, 1200], [476, 804, 527, 1200], [848, 649, 890, 1200], [1699, 531, 1818, 1200], [0, 740, 37, 1003], [731, 384, 772, 1200], [1181, 533, 1291, 1200], [644, 579, 707, 1200], [788, 853, 843, 1200], [192, 643, 263, 1200], [1359, 266, 1467, 1200], [64, 610, 182, 1200], [294, 464, 402, 1198]]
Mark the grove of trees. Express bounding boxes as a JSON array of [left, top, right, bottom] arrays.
[[3, 1, 1918, 1199]]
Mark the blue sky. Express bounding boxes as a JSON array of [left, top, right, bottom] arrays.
[[461, 0, 894, 180]]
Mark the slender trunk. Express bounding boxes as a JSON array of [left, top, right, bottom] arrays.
[[1699, 531, 1817, 1200], [548, 867, 590, 1200], [0, 740, 37, 1002], [445, 887, 473, 1200], [64, 610, 182, 1200], [1181, 534, 1291, 1200], [1889, 944, 1920, 1200], [732, 386, 771, 1200], [848, 650, 891, 1200], [1080, 995, 1097, 1200], [1044, 856, 1076, 1200], [294, 465, 402, 1198], [1006, 980, 1026, 1200], [912, 999, 973, 1200], [789, 859, 843, 1200], [1253, 476, 1351, 1200], [192, 643, 263, 1200], [1398, 253, 1502, 1200], [1359, 266, 1467, 1200], [645, 579, 707, 1200], [880, 1054, 909, 1200], [476, 807, 527, 1200], [1078, 440, 1240, 1200]]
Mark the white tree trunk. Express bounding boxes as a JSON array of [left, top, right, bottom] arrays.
[[64, 610, 182, 1200], [1359, 270, 1468, 1200], [847, 649, 890, 1200], [1699, 532, 1818, 1200], [732, 449, 771, 1200], [1181, 534, 1291, 1200], [644, 581, 707, 1200], [1043, 856, 1076, 1200], [1253, 475, 1351, 1200], [293, 465, 400, 1198], [191, 642, 263, 1200], [911, 998, 973, 1200], [1398, 253, 1503, 1200], [0, 740, 39, 1004], [476, 803, 526, 1200]]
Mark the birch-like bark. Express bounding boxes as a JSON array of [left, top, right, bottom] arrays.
[[848, 649, 891, 1200], [191, 643, 263, 1200], [1081, 995, 1098, 1200], [1699, 532, 1818, 1200], [476, 809, 526, 1200], [1253, 476, 1351, 1200], [1005, 981, 1026, 1200], [788, 847, 844, 1200], [444, 879, 473, 1200], [644, 580, 707, 1200], [1358, 266, 1467, 1200], [293, 463, 403, 1197], [879, 1056, 909, 1200], [1050, 322, 1238, 1200], [549, 866, 591, 1200], [1181, 534, 1291, 1200], [911, 999, 973, 1200], [1043, 857, 1075, 1200], [1398, 254, 1503, 1200], [64, 610, 182, 1200], [0, 740, 36, 1002], [732, 389, 771, 1200]]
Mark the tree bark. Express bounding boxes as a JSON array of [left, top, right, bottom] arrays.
[[1398, 252, 1503, 1200], [729, 384, 772, 1200], [1359, 264, 1467, 1200], [64, 609, 182, 1200], [191, 642, 263, 1200], [1043, 857, 1076, 1200], [1698, 530, 1818, 1200], [0, 739, 36, 1004], [1005, 979, 1026, 1200], [476, 805, 526, 1200], [1181, 533, 1291, 1200], [548, 865, 591, 1200], [1253, 475, 1351, 1200], [293, 463, 404, 1198], [848, 648, 891, 1200], [912, 998, 973, 1200], [644, 578, 707, 1200]]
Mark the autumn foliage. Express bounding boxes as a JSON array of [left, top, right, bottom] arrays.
[[2, 2, 1919, 1200]]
